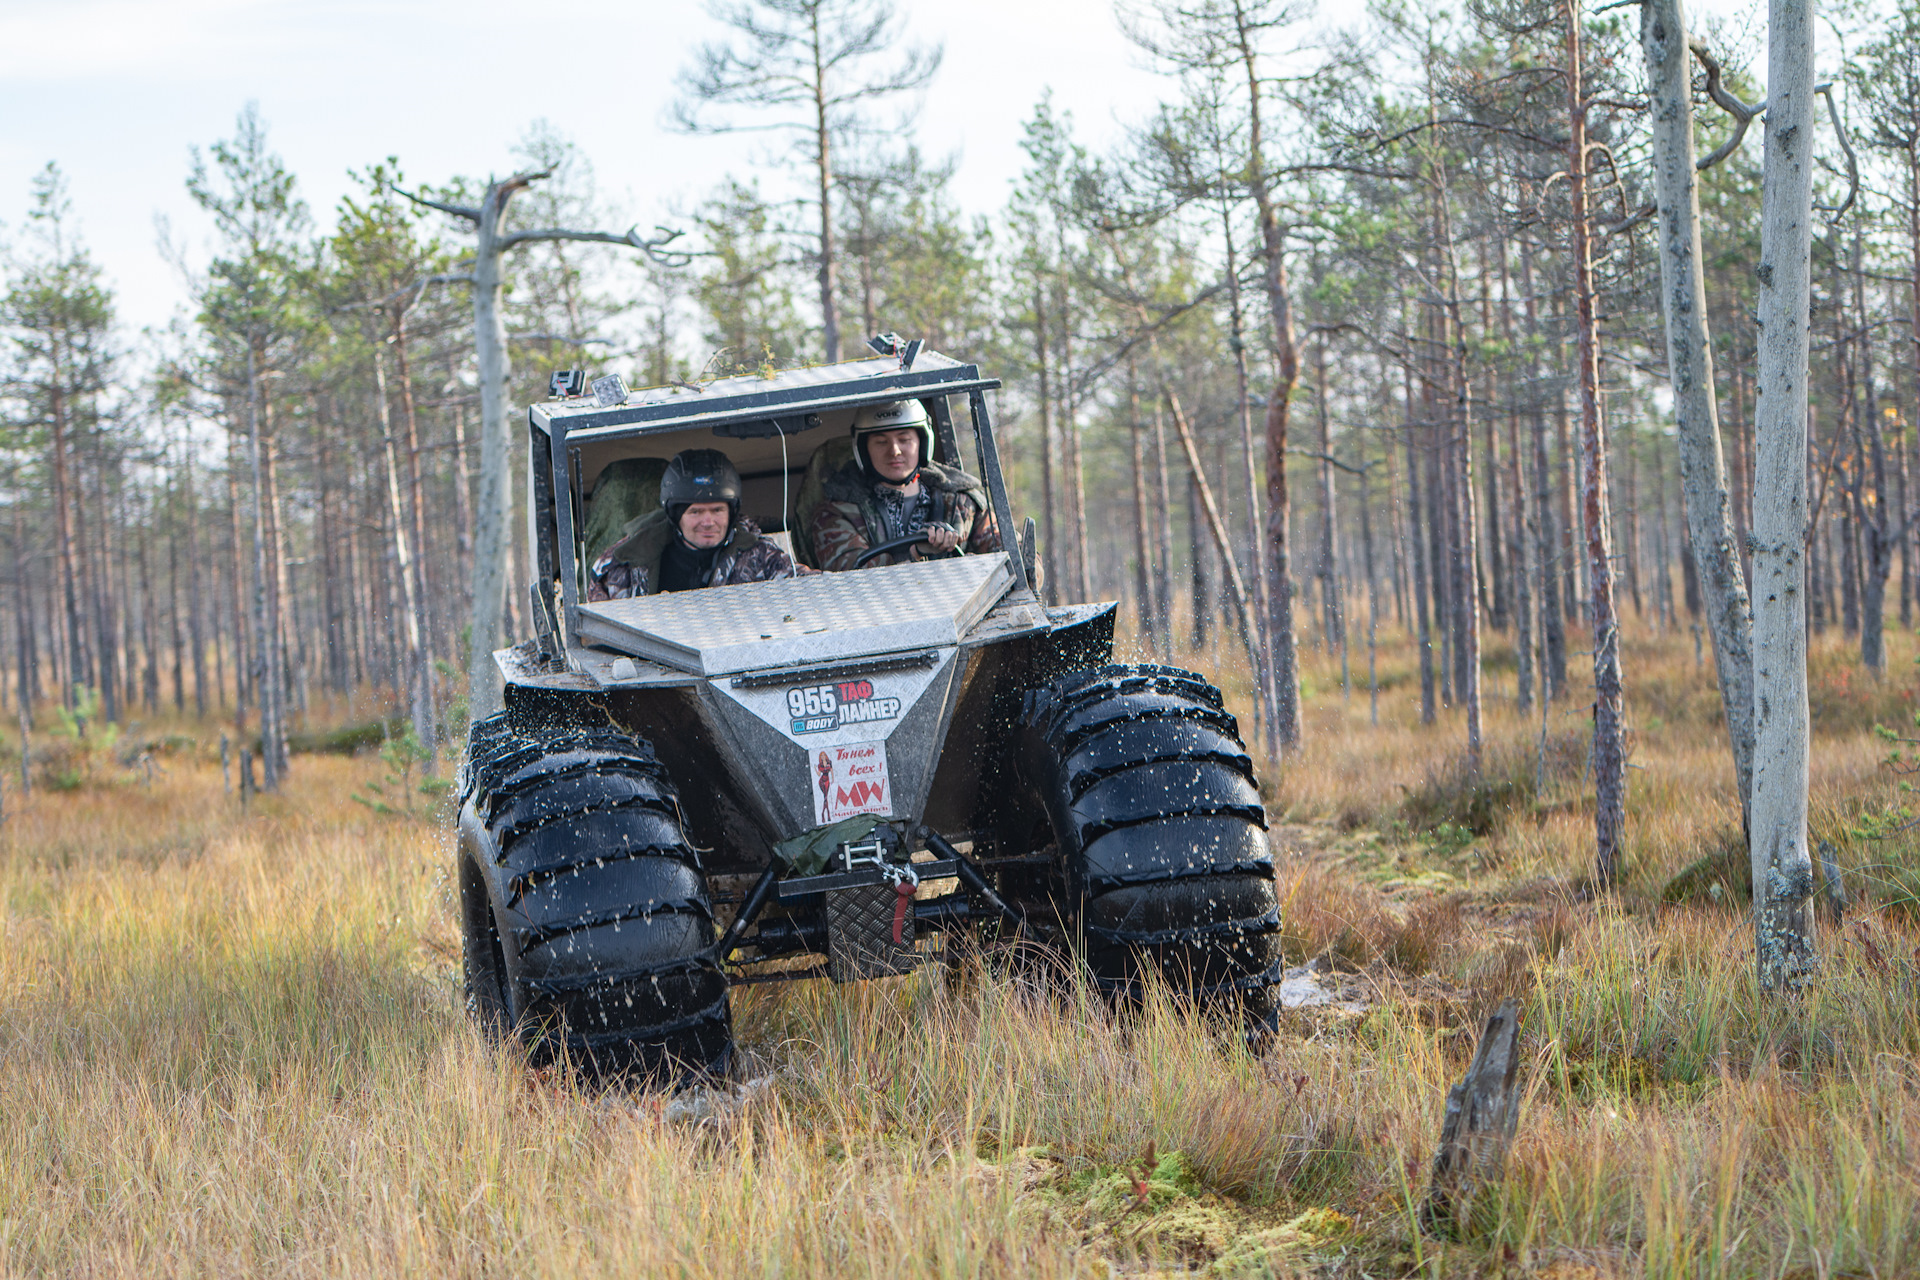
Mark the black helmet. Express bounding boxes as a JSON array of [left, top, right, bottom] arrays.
[[659, 449, 742, 520], [851, 400, 935, 483]]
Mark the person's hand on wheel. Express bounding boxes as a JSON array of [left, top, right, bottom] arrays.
[[918, 523, 961, 556]]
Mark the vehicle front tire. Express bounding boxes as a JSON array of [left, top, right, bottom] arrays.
[[1021, 665, 1281, 1018], [456, 712, 732, 1078]]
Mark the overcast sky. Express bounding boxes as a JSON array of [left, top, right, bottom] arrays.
[[0, 0, 1181, 337], [0, 0, 1768, 340]]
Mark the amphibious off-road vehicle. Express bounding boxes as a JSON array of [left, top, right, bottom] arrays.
[[457, 343, 1281, 1075]]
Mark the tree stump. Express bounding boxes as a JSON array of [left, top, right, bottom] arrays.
[[1422, 997, 1523, 1236]]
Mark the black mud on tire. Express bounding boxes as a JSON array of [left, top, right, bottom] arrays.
[[456, 712, 732, 1079], [1021, 665, 1281, 1014]]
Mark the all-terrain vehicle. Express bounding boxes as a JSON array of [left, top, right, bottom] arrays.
[[456, 343, 1281, 1075]]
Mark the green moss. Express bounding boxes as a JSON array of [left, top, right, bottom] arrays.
[[1210, 1209, 1357, 1276]]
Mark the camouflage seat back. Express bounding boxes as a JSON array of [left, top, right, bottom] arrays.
[[583, 457, 668, 558], [792, 436, 854, 569]]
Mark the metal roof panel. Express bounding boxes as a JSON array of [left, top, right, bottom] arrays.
[[531, 351, 997, 438]]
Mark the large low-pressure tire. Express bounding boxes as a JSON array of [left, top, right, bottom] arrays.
[[456, 712, 732, 1078], [1021, 665, 1281, 1014]]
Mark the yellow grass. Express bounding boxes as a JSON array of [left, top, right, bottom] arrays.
[[4, 616, 1920, 1277]]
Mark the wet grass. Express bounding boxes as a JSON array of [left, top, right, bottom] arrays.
[[3, 618, 1920, 1275]]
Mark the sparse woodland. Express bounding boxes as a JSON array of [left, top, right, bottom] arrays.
[[10, 0, 1920, 1275]]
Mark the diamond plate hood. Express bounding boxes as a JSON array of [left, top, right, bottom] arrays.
[[571, 555, 1016, 840], [573, 553, 1013, 675]]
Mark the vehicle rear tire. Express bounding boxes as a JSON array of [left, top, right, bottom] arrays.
[[456, 712, 732, 1078], [1021, 665, 1281, 1016]]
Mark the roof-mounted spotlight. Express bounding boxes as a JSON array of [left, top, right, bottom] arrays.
[[591, 374, 630, 407]]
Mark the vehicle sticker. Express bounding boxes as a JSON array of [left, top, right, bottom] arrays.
[[815, 742, 891, 823], [786, 679, 903, 735]]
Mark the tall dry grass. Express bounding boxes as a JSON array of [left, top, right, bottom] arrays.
[[3, 616, 1920, 1276]]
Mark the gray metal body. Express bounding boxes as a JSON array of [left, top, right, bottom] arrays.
[[501, 350, 1114, 875]]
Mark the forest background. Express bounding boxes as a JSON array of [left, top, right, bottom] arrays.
[[4, 0, 1864, 766]]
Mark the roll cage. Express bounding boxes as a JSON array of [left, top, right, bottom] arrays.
[[526, 350, 1028, 649]]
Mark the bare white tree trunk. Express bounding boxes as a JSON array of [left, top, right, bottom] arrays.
[[1750, 0, 1820, 992], [408, 173, 681, 722], [1641, 0, 1758, 829]]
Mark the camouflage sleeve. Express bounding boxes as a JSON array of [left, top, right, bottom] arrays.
[[960, 494, 1001, 554], [588, 551, 642, 601], [726, 537, 799, 585], [811, 498, 875, 573]]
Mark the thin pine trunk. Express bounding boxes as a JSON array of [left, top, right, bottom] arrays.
[[244, 345, 286, 788], [1152, 399, 1176, 653], [1057, 271, 1091, 605], [1128, 367, 1159, 652], [1521, 238, 1567, 700], [1569, 0, 1628, 884], [1406, 368, 1437, 725], [1034, 287, 1059, 606], [394, 313, 438, 763]]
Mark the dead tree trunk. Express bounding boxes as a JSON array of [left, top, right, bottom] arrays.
[[1422, 997, 1523, 1236], [1750, 0, 1820, 992], [1641, 0, 1758, 827], [405, 173, 680, 721]]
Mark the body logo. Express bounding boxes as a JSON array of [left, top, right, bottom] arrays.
[[787, 679, 903, 735]]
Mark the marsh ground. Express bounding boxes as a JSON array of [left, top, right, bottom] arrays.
[[4, 619, 1919, 1277]]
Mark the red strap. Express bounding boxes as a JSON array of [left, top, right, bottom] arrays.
[[891, 879, 915, 945]]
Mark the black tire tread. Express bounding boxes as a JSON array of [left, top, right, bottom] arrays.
[[1022, 665, 1281, 1003], [459, 713, 730, 1077]]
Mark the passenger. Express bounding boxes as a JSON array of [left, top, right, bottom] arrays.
[[586, 449, 798, 600], [810, 399, 1001, 572]]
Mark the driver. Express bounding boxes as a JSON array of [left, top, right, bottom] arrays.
[[587, 449, 798, 600], [811, 399, 1001, 572]]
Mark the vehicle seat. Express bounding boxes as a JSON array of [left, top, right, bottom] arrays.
[[582, 457, 667, 558], [792, 436, 854, 569]]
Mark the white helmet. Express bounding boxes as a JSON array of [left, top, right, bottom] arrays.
[[851, 399, 934, 480]]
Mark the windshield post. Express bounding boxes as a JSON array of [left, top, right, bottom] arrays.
[[967, 390, 1030, 595]]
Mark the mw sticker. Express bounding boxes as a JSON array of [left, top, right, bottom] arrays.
[[815, 742, 891, 823], [786, 679, 903, 735]]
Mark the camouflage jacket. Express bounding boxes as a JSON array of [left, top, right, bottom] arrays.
[[809, 459, 1001, 572], [587, 511, 797, 601]]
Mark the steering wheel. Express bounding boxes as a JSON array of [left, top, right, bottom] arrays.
[[852, 526, 957, 569]]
